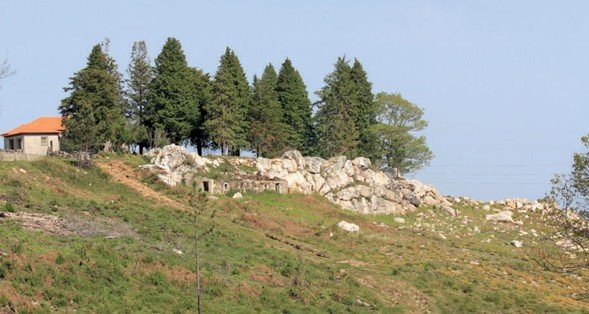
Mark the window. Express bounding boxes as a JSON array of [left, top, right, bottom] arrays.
[[8, 139, 14, 150], [41, 137, 48, 146]]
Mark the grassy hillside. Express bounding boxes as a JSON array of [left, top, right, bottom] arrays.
[[0, 156, 587, 313]]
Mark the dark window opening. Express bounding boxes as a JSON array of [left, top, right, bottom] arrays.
[[202, 181, 210, 192], [275, 183, 280, 193], [224, 183, 229, 190], [9, 139, 14, 150]]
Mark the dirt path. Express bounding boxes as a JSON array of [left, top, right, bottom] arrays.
[[96, 160, 189, 211]]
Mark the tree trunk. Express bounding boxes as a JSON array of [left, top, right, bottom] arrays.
[[196, 237, 201, 314], [196, 142, 203, 156]]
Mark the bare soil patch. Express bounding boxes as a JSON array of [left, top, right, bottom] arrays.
[[1, 211, 136, 238], [96, 160, 188, 211]]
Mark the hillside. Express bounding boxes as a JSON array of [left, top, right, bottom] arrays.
[[0, 155, 587, 313]]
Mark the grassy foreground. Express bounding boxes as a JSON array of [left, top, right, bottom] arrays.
[[0, 156, 587, 313]]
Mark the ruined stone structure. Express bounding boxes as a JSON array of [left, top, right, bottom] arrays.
[[188, 177, 287, 195], [143, 145, 451, 215]]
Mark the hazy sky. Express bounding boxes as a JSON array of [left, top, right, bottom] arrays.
[[1, 1, 587, 201]]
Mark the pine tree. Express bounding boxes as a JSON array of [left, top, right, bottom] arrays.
[[205, 48, 250, 155], [147, 37, 199, 145], [315, 57, 359, 158], [125, 41, 154, 153], [276, 58, 314, 155], [188, 67, 212, 156], [350, 58, 379, 160], [59, 43, 126, 153], [248, 64, 289, 157]]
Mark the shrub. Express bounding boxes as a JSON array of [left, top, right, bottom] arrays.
[[4, 202, 15, 213]]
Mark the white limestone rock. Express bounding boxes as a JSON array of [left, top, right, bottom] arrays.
[[337, 221, 360, 232], [486, 211, 515, 223]]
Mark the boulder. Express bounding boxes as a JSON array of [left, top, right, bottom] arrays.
[[337, 221, 360, 232], [394, 217, 405, 224], [486, 211, 515, 223], [232, 192, 243, 199], [443, 206, 457, 217], [510, 240, 523, 248]]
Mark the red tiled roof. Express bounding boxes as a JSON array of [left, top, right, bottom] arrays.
[[2, 117, 64, 137]]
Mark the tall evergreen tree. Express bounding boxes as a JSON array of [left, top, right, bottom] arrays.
[[276, 58, 314, 155], [350, 58, 379, 160], [59, 43, 126, 153], [125, 41, 153, 153], [188, 67, 212, 156], [205, 48, 250, 155], [147, 37, 198, 144], [315, 57, 359, 158], [248, 64, 289, 157]]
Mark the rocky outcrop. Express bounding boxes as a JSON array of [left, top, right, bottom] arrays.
[[256, 150, 450, 214], [143, 145, 451, 215]]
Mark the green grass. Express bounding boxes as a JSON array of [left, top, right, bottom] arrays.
[[0, 156, 587, 313]]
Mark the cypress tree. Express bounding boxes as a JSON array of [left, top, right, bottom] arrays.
[[59, 43, 126, 153], [315, 57, 359, 158], [125, 41, 153, 153], [276, 58, 314, 155], [248, 64, 289, 157], [350, 58, 379, 160], [205, 48, 250, 155], [147, 37, 198, 145]]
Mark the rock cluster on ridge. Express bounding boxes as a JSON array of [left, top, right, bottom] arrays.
[[142, 144, 452, 215]]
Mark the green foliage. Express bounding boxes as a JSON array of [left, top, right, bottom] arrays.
[[248, 64, 290, 157], [276, 58, 314, 155], [188, 67, 212, 155], [205, 48, 251, 155], [572, 134, 589, 199], [315, 57, 359, 158], [59, 42, 126, 153], [372, 92, 433, 174], [147, 38, 203, 145], [4, 202, 15, 213], [350, 59, 380, 161], [125, 41, 154, 152]]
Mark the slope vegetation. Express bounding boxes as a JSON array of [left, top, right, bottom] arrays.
[[0, 156, 587, 313]]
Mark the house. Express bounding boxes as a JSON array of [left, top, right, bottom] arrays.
[[2, 117, 64, 155]]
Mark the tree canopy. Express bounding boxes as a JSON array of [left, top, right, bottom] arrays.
[[59, 43, 126, 153], [276, 58, 314, 155], [371, 92, 433, 174], [56, 39, 434, 175], [204, 48, 250, 155], [147, 37, 199, 144], [248, 64, 290, 157]]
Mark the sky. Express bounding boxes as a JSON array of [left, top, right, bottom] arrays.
[[0, 1, 587, 201]]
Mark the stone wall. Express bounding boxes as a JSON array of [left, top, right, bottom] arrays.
[[0, 151, 43, 161]]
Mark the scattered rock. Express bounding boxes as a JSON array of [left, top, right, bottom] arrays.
[[443, 206, 457, 217], [394, 217, 405, 224], [232, 192, 243, 199], [485, 211, 515, 223], [172, 248, 183, 255], [482, 204, 491, 211], [337, 221, 360, 233], [511, 240, 523, 248]]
